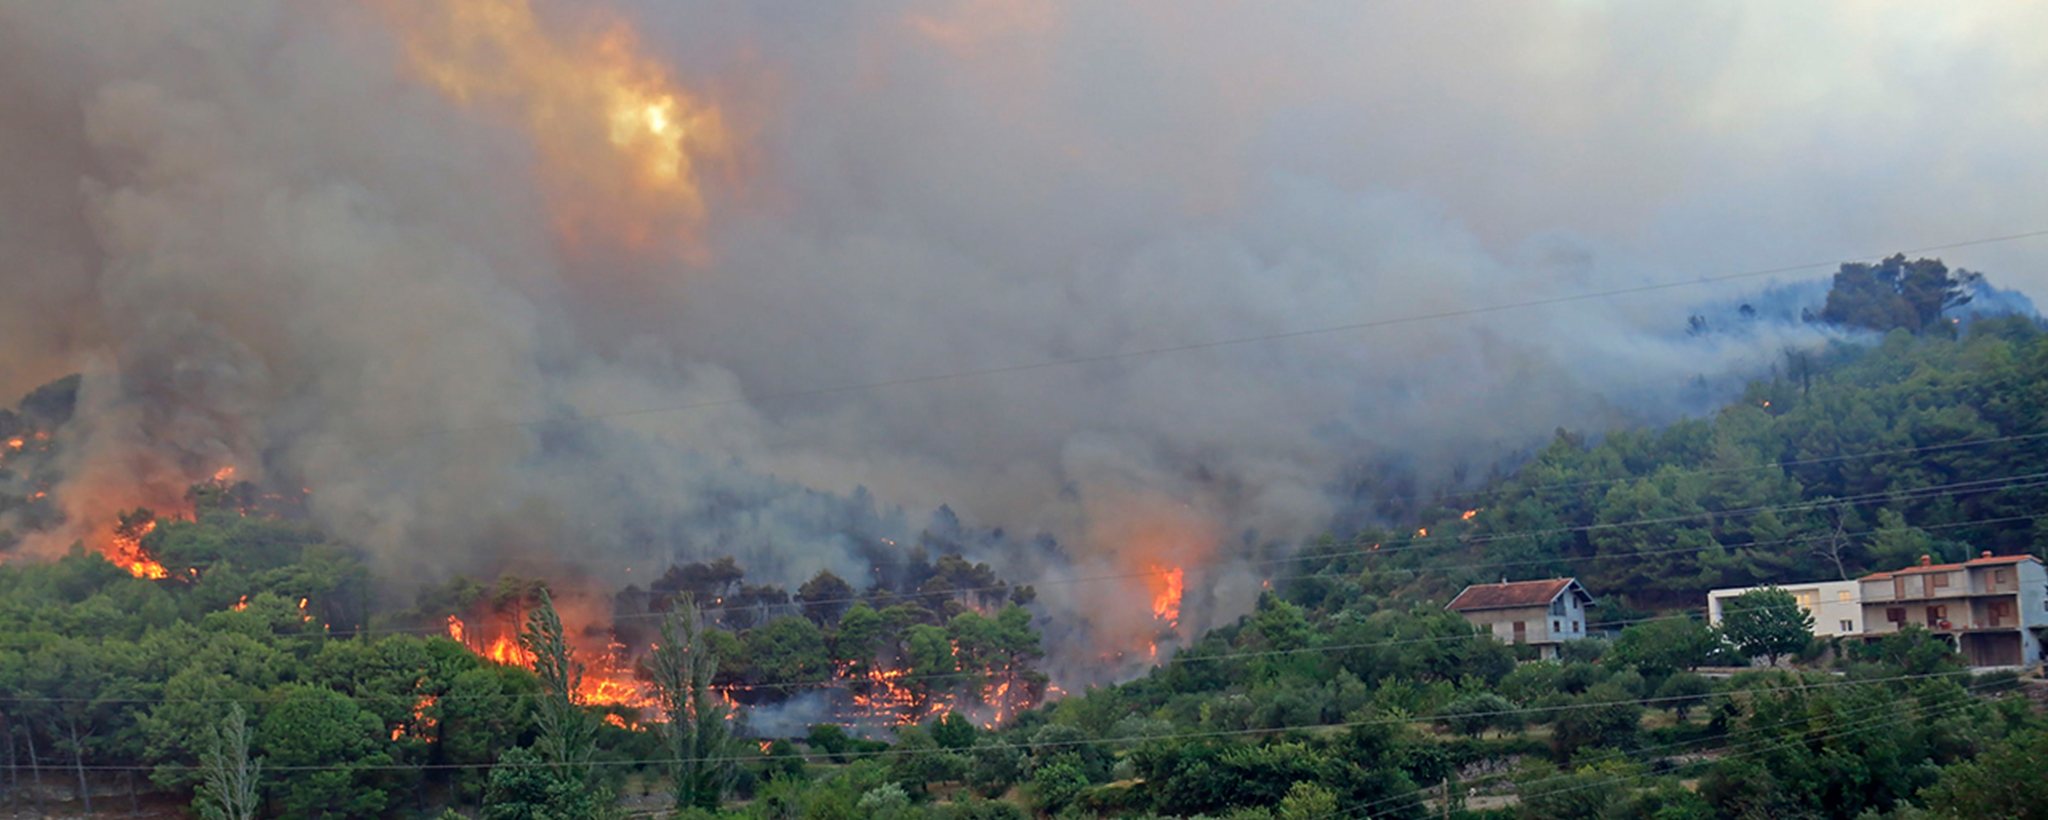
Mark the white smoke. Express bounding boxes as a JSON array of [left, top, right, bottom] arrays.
[[2, 0, 2044, 670]]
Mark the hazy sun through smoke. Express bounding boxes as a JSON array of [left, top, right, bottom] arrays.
[[374, 0, 731, 253]]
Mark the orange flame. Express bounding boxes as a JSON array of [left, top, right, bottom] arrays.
[[108, 520, 168, 579], [1150, 566, 1184, 624], [374, 0, 732, 252], [446, 615, 466, 644], [3, 437, 22, 451], [232, 596, 249, 612], [213, 466, 237, 483], [1461, 509, 1479, 521]]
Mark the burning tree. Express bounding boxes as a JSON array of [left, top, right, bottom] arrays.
[[650, 593, 735, 810]]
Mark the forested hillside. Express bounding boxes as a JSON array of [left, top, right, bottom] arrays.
[[5, 263, 2048, 820], [1332, 311, 2048, 611]]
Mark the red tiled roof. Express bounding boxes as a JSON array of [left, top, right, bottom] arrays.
[[1445, 578, 1589, 612], [1860, 553, 2039, 581]]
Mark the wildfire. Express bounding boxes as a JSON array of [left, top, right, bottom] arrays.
[[394, 693, 439, 741], [1150, 566, 1184, 624], [3, 437, 21, 451], [374, 0, 732, 251], [1417, 527, 1429, 537], [108, 520, 169, 579], [1461, 509, 1480, 521], [232, 596, 249, 612], [445, 614, 649, 707]]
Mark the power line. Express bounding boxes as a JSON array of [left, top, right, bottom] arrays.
[[1330, 673, 2002, 820]]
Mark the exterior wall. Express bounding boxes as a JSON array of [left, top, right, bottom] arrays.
[[1856, 558, 2048, 668], [1548, 593, 1588, 641], [1462, 605, 1556, 645], [1708, 581, 1862, 637], [2020, 561, 2048, 663]]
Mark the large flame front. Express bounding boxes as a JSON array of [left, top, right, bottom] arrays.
[[108, 520, 168, 579], [375, 0, 732, 251], [1150, 565, 1184, 624]]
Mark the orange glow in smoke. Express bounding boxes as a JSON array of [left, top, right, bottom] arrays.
[[374, 0, 733, 252], [3, 437, 22, 451], [213, 466, 237, 483]]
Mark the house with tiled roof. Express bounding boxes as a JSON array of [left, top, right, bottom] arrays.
[[1446, 578, 1594, 659], [1857, 552, 2048, 668]]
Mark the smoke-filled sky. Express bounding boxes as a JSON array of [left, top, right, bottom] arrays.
[[3, 0, 2046, 650]]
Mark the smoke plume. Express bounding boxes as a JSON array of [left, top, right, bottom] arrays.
[[3, 0, 2045, 674]]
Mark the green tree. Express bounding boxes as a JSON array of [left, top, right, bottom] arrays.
[[1608, 617, 1716, 675], [1923, 727, 2048, 819], [1030, 757, 1089, 814], [257, 685, 392, 820], [796, 570, 856, 625], [1278, 781, 1338, 820], [519, 589, 598, 786], [651, 594, 734, 810], [482, 747, 608, 820], [194, 703, 261, 820], [1718, 587, 1813, 667]]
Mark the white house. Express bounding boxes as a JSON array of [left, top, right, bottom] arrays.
[[1708, 580, 1864, 638], [1446, 578, 1594, 659]]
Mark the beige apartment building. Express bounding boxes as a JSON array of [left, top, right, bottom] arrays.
[[1856, 552, 2047, 668]]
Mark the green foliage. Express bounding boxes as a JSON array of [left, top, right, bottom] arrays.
[[481, 747, 612, 820], [1607, 617, 1715, 675], [1921, 726, 2048, 820], [1550, 683, 1642, 760], [1819, 255, 1981, 334], [258, 685, 392, 819], [194, 703, 261, 820], [1030, 757, 1090, 813], [652, 595, 734, 810], [1434, 693, 1521, 738], [1278, 781, 1338, 820], [520, 589, 597, 786], [1718, 587, 1814, 666]]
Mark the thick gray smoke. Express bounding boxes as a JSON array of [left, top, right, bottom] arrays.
[[2, 0, 2045, 671]]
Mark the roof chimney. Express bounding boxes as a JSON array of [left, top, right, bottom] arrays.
[[1982, 551, 1994, 560], [1919, 555, 1932, 566]]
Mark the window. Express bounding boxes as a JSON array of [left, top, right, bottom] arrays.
[[1572, 621, 1579, 633], [1886, 607, 1907, 624], [1553, 620, 1561, 633], [1512, 621, 1526, 642], [1931, 573, 1949, 589], [1794, 591, 1816, 609], [1837, 590, 1852, 602], [1839, 620, 1854, 633], [1549, 598, 1566, 616]]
